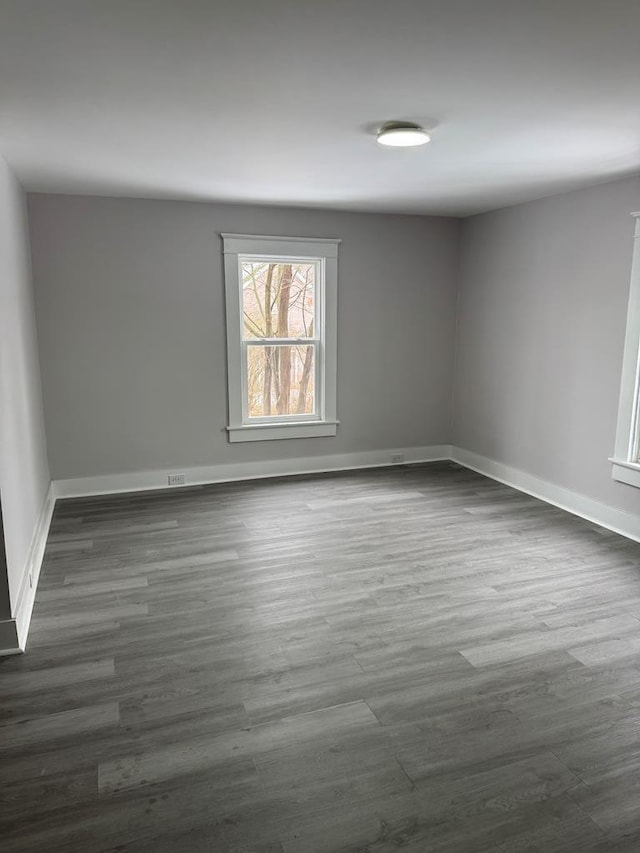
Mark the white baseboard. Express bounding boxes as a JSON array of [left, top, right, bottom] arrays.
[[450, 446, 640, 544], [52, 445, 453, 499], [3, 484, 56, 654], [0, 619, 21, 656]]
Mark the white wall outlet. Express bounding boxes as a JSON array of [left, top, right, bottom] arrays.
[[167, 473, 185, 486], [391, 452, 405, 464]]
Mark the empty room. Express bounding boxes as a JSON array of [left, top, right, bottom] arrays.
[[2, 1, 640, 850]]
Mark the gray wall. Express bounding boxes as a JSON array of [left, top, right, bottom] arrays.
[[28, 195, 460, 480], [0, 155, 50, 616], [453, 175, 640, 514]]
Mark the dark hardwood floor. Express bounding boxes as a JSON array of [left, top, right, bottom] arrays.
[[3, 461, 640, 851]]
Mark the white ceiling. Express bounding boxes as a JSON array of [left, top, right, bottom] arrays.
[[0, 0, 639, 216]]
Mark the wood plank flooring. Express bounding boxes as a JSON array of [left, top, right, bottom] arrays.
[[3, 461, 640, 851]]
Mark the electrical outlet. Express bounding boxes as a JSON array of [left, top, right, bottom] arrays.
[[391, 452, 405, 464], [167, 473, 185, 486]]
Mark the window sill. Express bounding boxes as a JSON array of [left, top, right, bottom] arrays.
[[610, 458, 640, 489], [227, 420, 339, 443]]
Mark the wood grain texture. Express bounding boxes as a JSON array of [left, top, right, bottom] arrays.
[[2, 461, 640, 851]]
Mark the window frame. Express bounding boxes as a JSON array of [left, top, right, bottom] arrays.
[[221, 234, 340, 443], [611, 212, 640, 487]]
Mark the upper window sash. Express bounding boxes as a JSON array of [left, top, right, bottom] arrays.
[[239, 254, 322, 344]]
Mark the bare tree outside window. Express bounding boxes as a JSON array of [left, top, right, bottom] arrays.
[[241, 261, 316, 418]]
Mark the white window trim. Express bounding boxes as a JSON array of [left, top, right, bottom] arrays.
[[611, 212, 640, 487], [221, 233, 340, 443]]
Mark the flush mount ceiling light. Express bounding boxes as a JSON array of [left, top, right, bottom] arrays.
[[377, 121, 430, 147]]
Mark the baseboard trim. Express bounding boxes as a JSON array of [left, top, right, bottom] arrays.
[[450, 446, 640, 544], [53, 445, 454, 499], [0, 619, 21, 656], [7, 483, 56, 653]]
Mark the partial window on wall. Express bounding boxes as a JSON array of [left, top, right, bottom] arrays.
[[611, 212, 640, 487], [221, 234, 340, 443]]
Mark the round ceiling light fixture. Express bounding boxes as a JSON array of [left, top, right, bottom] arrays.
[[376, 121, 430, 147]]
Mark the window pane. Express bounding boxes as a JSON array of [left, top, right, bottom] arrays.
[[242, 261, 315, 339], [246, 345, 315, 417]]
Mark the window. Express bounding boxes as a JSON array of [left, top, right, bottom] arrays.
[[222, 234, 340, 442], [611, 212, 640, 487]]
